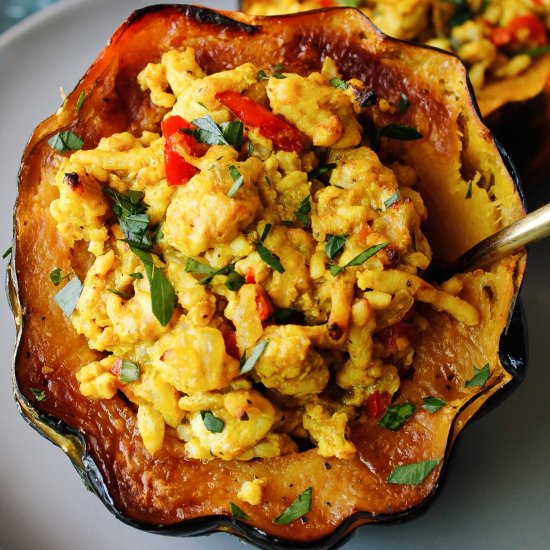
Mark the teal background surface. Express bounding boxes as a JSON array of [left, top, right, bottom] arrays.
[[0, 0, 58, 32]]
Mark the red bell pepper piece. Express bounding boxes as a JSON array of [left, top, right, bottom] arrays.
[[490, 26, 512, 47], [366, 391, 391, 419], [507, 14, 547, 47], [221, 329, 240, 360], [161, 115, 198, 186], [215, 90, 304, 153], [255, 288, 273, 322], [245, 267, 256, 284]]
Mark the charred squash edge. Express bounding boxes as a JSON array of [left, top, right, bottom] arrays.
[[7, 5, 528, 549]]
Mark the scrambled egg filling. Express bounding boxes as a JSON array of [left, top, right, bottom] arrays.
[[246, 0, 550, 93], [49, 47, 479, 461]]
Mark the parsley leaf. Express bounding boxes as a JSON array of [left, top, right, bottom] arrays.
[[257, 69, 269, 81], [225, 270, 245, 292], [107, 288, 132, 299], [329, 77, 348, 90], [443, 0, 473, 27], [384, 191, 401, 209], [129, 272, 143, 279], [465, 363, 491, 388], [336, 0, 361, 6], [295, 195, 311, 227], [29, 388, 46, 402], [256, 243, 285, 273], [330, 242, 389, 276], [373, 124, 423, 152], [272, 308, 306, 325], [272, 63, 286, 79], [49, 268, 71, 286], [387, 459, 441, 485], [102, 188, 152, 251], [240, 340, 269, 375], [398, 93, 410, 113], [201, 410, 225, 433], [187, 115, 243, 147], [466, 180, 473, 199], [120, 360, 140, 383], [47, 131, 84, 153], [308, 163, 336, 180], [2, 246, 12, 260], [230, 502, 250, 520], [325, 234, 347, 259], [273, 487, 312, 525], [75, 90, 86, 113], [104, 188, 174, 326], [185, 258, 238, 286], [259, 223, 272, 243], [227, 165, 244, 197], [130, 247, 175, 327], [378, 403, 415, 431], [54, 276, 82, 317], [185, 258, 215, 276], [422, 397, 447, 413], [518, 45, 550, 57]]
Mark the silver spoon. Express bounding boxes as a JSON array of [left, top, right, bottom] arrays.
[[430, 203, 550, 281]]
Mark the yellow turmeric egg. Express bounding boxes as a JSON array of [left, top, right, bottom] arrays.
[[49, 47, 480, 468]]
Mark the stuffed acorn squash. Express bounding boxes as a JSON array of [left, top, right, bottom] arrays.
[[9, 5, 526, 548]]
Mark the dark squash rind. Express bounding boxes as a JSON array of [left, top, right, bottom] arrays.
[[9, 5, 527, 548]]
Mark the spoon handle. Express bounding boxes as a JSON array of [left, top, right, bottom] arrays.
[[450, 203, 550, 274]]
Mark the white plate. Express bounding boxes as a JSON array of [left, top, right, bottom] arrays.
[[1, 1, 549, 549]]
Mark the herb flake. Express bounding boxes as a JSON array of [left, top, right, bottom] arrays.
[[256, 242, 285, 273], [272, 308, 306, 325], [422, 397, 447, 413], [325, 234, 347, 259], [230, 502, 250, 520], [330, 242, 389, 276], [329, 77, 348, 90], [336, 0, 361, 6], [47, 130, 84, 153], [378, 403, 415, 431], [75, 90, 86, 113], [53, 276, 82, 317], [373, 124, 423, 151], [240, 340, 269, 375], [398, 93, 410, 113], [227, 165, 244, 197], [308, 163, 337, 180], [273, 487, 312, 525], [187, 115, 243, 147], [466, 180, 473, 199], [102, 188, 152, 250], [49, 268, 71, 287], [29, 388, 46, 401], [295, 195, 311, 227], [2, 247, 12, 260], [201, 410, 225, 433], [107, 288, 132, 300], [130, 247, 175, 327], [120, 360, 140, 383], [387, 459, 441, 485], [465, 363, 491, 388], [384, 191, 401, 209], [225, 270, 245, 292]]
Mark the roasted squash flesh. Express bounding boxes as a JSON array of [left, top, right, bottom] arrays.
[[11, 5, 525, 546]]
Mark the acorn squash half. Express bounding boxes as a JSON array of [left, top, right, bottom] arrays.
[[8, 5, 526, 548]]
